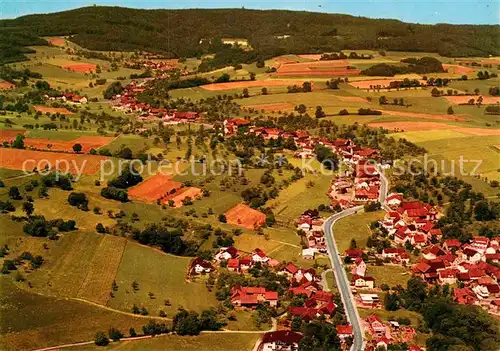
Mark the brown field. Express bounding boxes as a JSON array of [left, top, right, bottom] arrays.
[[244, 102, 295, 111], [0, 148, 107, 175], [368, 122, 500, 136], [444, 95, 500, 105], [161, 186, 203, 207], [0, 80, 15, 90], [297, 54, 323, 60], [33, 105, 73, 115], [442, 64, 476, 74], [349, 79, 427, 89], [62, 63, 97, 73], [275, 60, 360, 77], [336, 96, 368, 103], [225, 203, 266, 230], [24, 135, 113, 153], [480, 59, 500, 65], [77, 235, 127, 305], [47, 37, 66, 46], [0, 129, 25, 141], [380, 109, 466, 121], [129, 174, 183, 202], [200, 79, 312, 91]]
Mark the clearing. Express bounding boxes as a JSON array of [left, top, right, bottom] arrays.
[[334, 211, 385, 253]]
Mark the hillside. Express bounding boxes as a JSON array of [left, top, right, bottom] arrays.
[[0, 6, 499, 64]]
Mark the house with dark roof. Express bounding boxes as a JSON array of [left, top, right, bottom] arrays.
[[259, 330, 302, 351], [189, 257, 213, 275]]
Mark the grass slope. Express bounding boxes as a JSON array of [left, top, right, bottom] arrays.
[[0, 278, 146, 351], [108, 242, 218, 316]]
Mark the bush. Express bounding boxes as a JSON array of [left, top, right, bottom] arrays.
[[101, 186, 129, 202], [218, 214, 227, 223], [67, 192, 89, 210], [94, 331, 109, 346], [108, 328, 123, 342]]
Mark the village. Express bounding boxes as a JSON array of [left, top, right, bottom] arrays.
[[106, 79, 500, 350], [26, 74, 499, 351]]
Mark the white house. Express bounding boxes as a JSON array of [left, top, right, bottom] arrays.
[[302, 248, 315, 260], [351, 274, 375, 289], [252, 248, 270, 263], [351, 258, 366, 276]]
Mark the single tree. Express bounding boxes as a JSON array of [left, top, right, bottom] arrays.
[[72, 143, 83, 153], [22, 202, 34, 216], [8, 186, 21, 200]]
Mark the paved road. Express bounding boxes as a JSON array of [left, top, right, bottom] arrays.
[[322, 165, 389, 351], [324, 206, 365, 351], [377, 165, 389, 204]]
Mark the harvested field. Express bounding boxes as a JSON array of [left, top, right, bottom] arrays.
[[33, 105, 73, 115], [62, 63, 97, 73], [336, 96, 368, 103], [244, 102, 295, 111], [47, 37, 65, 46], [0, 148, 107, 175], [452, 127, 500, 136], [161, 186, 203, 207], [443, 95, 500, 105], [0, 80, 15, 90], [380, 109, 466, 121], [225, 203, 266, 230], [275, 60, 360, 77], [274, 56, 299, 64], [368, 122, 500, 136], [77, 235, 127, 305], [129, 174, 183, 202], [349, 79, 427, 89], [200, 79, 312, 91], [442, 64, 476, 74], [0, 129, 25, 142], [368, 121, 455, 132], [23, 135, 113, 153]]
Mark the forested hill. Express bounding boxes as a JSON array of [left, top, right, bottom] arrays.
[[1, 6, 499, 62]]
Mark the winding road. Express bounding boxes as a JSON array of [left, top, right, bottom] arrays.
[[323, 166, 389, 351]]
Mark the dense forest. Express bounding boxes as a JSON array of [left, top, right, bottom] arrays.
[[0, 6, 499, 64]]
